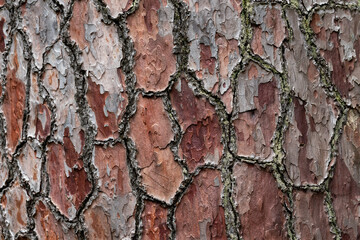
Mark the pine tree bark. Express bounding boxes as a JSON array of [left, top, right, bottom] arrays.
[[0, 0, 358, 239]]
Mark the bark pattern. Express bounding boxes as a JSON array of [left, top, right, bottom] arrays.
[[0, 0, 358, 239]]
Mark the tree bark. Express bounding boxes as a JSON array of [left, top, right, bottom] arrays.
[[0, 0, 358, 239]]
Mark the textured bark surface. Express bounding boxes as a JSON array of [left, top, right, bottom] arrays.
[[0, 0, 359, 239]]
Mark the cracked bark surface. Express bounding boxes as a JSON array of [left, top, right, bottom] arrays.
[[0, 0, 359, 239]]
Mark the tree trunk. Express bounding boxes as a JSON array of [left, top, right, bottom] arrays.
[[0, 0, 358, 239]]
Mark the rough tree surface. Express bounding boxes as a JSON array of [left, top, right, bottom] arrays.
[[0, 0, 359, 239]]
